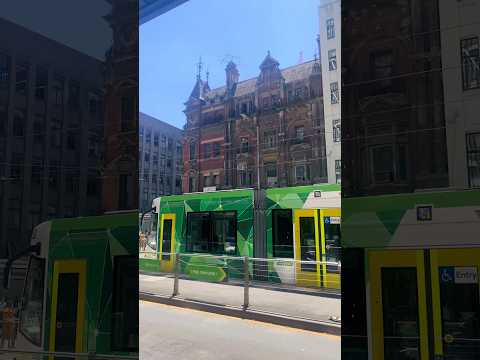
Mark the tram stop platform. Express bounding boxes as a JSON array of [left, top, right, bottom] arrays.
[[139, 273, 341, 335]]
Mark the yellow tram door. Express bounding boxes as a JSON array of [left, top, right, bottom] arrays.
[[368, 250, 429, 360], [294, 209, 321, 288], [159, 213, 176, 273], [430, 248, 480, 360], [49, 259, 86, 359], [319, 209, 341, 289]]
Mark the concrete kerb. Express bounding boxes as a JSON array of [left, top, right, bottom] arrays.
[[139, 270, 341, 299], [139, 291, 341, 336]]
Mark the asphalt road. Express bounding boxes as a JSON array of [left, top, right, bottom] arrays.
[[140, 300, 340, 360]]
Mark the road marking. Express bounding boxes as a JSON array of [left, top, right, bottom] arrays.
[[140, 300, 340, 340]]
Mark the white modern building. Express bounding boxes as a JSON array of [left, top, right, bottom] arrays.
[[439, 0, 480, 189], [318, 0, 341, 184]]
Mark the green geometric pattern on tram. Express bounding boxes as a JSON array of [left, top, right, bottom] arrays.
[[44, 213, 137, 355], [376, 210, 407, 235]]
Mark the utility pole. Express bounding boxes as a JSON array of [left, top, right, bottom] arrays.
[[255, 116, 261, 190]]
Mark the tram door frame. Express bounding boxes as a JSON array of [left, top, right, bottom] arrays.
[[293, 209, 321, 288], [368, 249, 430, 360], [430, 248, 480, 359], [49, 259, 86, 358], [368, 248, 480, 360], [320, 208, 341, 289], [159, 213, 176, 272]]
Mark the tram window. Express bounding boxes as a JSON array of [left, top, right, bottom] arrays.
[[381, 267, 420, 360], [111, 256, 138, 352], [324, 222, 341, 263], [299, 217, 317, 272], [186, 212, 210, 253], [19, 256, 45, 347], [272, 209, 293, 258], [186, 211, 237, 255], [212, 212, 237, 256], [439, 267, 480, 358], [161, 219, 173, 260]]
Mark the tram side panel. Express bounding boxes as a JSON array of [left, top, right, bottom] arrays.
[[156, 190, 255, 282], [264, 184, 341, 289], [39, 213, 138, 356], [342, 191, 480, 360]]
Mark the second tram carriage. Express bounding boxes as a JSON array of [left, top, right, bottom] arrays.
[[140, 184, 341, 289]]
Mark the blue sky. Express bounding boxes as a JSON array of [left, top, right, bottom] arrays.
[[140, 0, 320, 128]]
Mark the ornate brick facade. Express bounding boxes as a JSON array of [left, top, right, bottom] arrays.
[[102, 0, 139, 211], [183, 52, 327, 193]]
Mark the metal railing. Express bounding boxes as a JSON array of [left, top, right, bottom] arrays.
[[140, 251, 341, 310], [0, 348, 138, 359]]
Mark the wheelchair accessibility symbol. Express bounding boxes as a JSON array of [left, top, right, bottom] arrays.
[[440, 267, 454, 283]]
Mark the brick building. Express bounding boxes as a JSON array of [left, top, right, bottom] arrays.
[[182, 52, 327, 193], [102, 0, 139, 212]]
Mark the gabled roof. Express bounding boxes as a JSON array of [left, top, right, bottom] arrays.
[[200, 60, 318, 100]]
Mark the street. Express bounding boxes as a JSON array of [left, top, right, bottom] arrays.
[[140, 300, 340, 360]]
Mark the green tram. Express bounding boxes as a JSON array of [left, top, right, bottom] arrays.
[[342, 189, 480, 360], [140, 184, 341, 289], [6, 212, 138, 358]]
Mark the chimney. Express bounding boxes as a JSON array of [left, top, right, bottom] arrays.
[[226, 61, 239, 92]]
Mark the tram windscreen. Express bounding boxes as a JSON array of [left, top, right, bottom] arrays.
[[19, 256, 45, 347]]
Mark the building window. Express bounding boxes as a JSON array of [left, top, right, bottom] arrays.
[[467, 133, 480, 187], [213, 174, 219, 186], [295, 165, 306, 182], [189, 142, 196, 160], [370, 145, 394, 184], [145, 131, 151, 144], [333, 120, 341, 142], [186, 212, 237, 255], [241, 137, 249, 153], [326, 18, 335, 39], [264, 131, 276, 149], [189, 177, 195, 192], [263, 97, 270, 109], [0, 54, 9, 84], [330, 82, 339, 104], [295, 126, 305, 142], [213, 143, 221, 157], [239, 171, 246, 186], [295, 87, 303, 99], [335, 160, 341, 184], [203, 175, 210, 187], [265, 163, 277, 187], [328, 49, 337, 71], [371, 50, 393, 90], [271, 94, 280, 107], [461, 37, 480, 90], [241, 103, 247, 114], [121, 96, 135, 131], [272, 209, 293, 258], [153, 133, 159, 146], [203, 143, 211, 159]]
